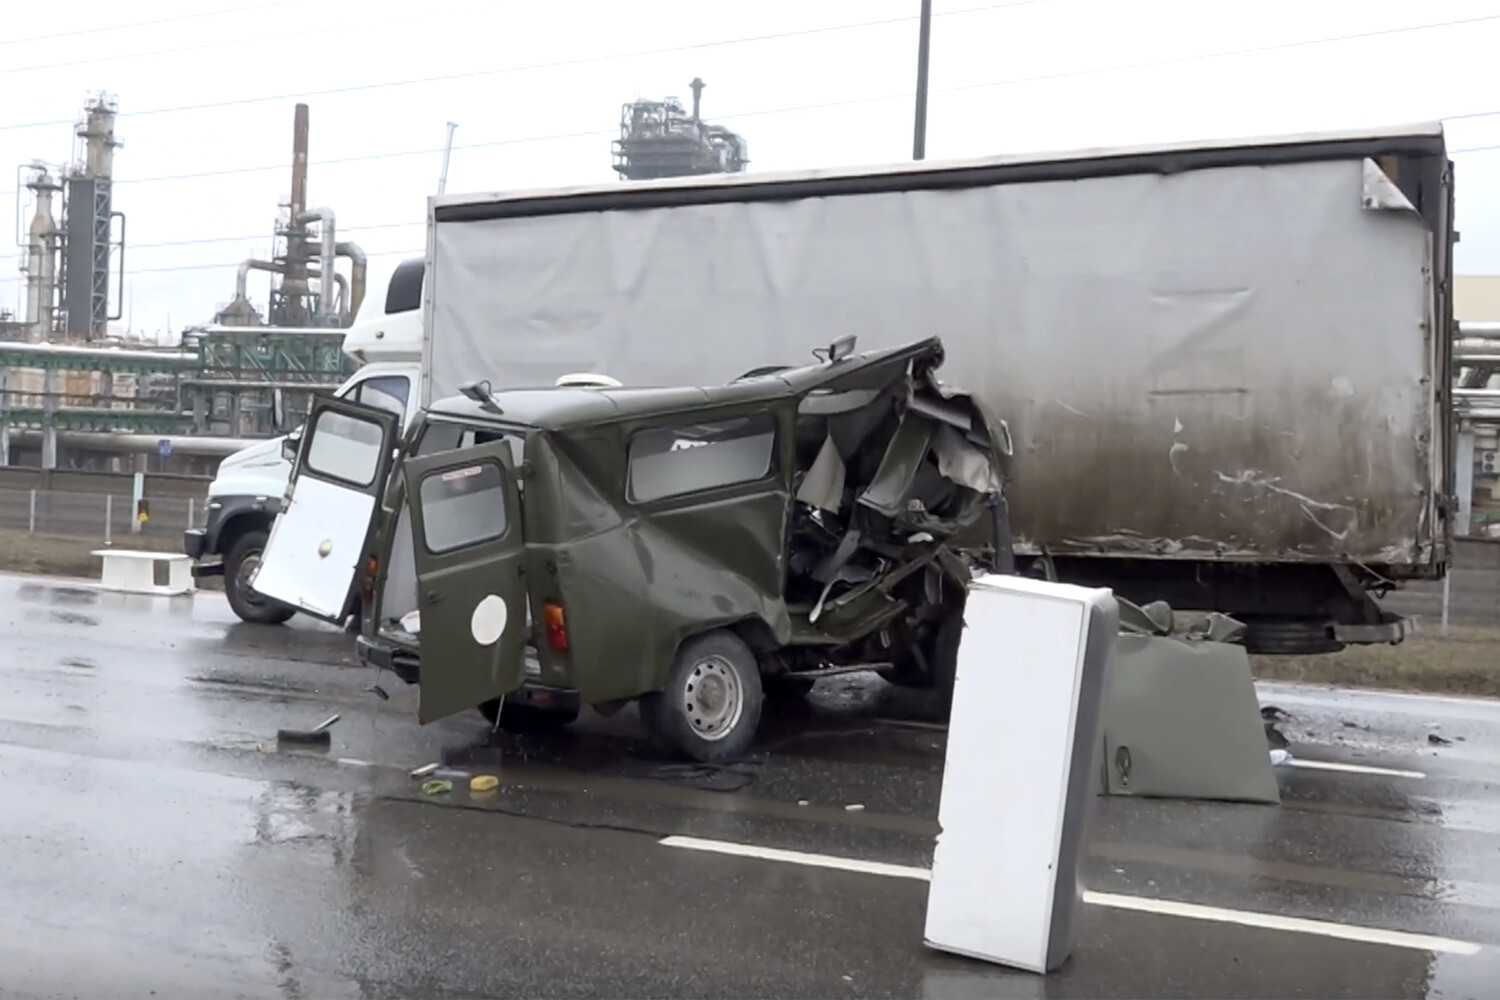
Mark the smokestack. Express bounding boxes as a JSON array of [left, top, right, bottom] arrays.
[[290, 103, 309, 221], [689, 77, 705, 122]]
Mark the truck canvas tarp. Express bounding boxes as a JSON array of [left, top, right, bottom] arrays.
[[421, 122, 1455, 653]]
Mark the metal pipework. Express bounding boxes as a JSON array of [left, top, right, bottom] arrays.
[[334, 241, 367, 317], [290, 103, 309, 222], [297, 207, 337, 318], [1458, 322, 1500, 341]]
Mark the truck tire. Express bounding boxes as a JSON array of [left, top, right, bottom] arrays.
[[224, 529, 296, 626], [1241, 619, 1345, 656], [879, 612, 963, 719], [639, 630, 764, 762], [478, 698, 580, 733]]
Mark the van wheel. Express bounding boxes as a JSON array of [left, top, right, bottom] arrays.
[[479, 698, 580, 733], [224, 529, 296, 625], [639, 630, 764, 762]]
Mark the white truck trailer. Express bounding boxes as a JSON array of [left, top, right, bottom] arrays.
[[415, 122, 1456, 654]]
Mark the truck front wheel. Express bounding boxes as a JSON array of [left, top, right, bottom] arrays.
[[639, 630, 764, 763], [224, 529, 296, 625]]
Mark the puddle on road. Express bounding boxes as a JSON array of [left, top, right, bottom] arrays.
[[15, 582, 101, 607]]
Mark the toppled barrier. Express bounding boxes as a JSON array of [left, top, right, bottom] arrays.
[[1095, 599, 1281, 805]]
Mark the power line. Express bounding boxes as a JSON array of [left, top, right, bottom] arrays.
[[0, 16, 356, 77], [0, 1, 293, 47], [0, 246, 422, 285], [0, 1, 1044, 132], [4, 4, 1495, 137], [0, 10, 1492, 199]]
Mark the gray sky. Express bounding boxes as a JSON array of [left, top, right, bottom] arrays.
[[2, 0, 1499, 342]]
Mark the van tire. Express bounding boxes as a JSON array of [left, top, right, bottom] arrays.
[[224, 529, 296, 625], [479, 698, 580, 733], [640, 630, 764, 762]]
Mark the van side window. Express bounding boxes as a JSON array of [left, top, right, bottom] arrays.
[[353, 375, 411, 418], [418, 462, 509, 554], [628, 414, 777, 503], [305, 408, 387, 488]]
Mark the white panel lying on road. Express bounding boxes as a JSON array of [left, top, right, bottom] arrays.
[[923, 574, 1117, 974]]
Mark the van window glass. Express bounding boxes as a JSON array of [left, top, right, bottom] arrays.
[[415, 421, 465, 456], [419, 461, 509, 554], [628, 414, 776, 503], [305, 408, 386, 487], [354, 375, 410, 418]]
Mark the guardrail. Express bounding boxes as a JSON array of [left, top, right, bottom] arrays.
[[0, 487, 201, 544], [0, 466, 209, 499]]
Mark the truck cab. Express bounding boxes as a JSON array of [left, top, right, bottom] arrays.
[[183, 257, 425, 624]]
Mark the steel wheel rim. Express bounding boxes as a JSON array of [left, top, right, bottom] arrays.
[[237, 550, 267, 607], [683, 654, 743, 742]]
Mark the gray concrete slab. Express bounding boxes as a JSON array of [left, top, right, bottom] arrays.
[[2, 572, 1500, 998]]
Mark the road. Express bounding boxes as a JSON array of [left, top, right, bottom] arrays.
[[2, 573, 1500, 998]]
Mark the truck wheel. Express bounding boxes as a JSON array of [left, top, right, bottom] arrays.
[[880, 612, 963, 715], [764, 675, 816, 700], [479, 698, 580, 733], [639, 630, 764, 762], [224, 529, 296, 626], [1241, 619, 1345, 656]]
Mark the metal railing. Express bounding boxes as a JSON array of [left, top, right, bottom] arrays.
[[0, 487, 200, 544]]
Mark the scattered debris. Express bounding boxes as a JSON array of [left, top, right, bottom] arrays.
[[844, 803, 865, 812], [1264, 723, 1290, 750], [1428, 733, 1452, 747], [1269, 749, 1290, 766], [410, 763, 441, 779], [276, 712, 341, 745], [797, 800, 810, 807], [421, 779, 453, 796], [1260, 705, 1292, 722], [470, 774, 500, 793], [367, 684, 390, 701]]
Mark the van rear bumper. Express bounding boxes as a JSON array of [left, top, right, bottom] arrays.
[[356, 633, 421, 685], [355, 634, 568, 710]]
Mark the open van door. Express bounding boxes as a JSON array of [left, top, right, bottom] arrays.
[[401, 439, 530, 724], [251, 396, 400, 623]]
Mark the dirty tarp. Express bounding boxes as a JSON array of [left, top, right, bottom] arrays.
[[1095, 599, 1280, 805]]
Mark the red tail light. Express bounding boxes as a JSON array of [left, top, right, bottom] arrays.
[[542, 602, 569, 652]]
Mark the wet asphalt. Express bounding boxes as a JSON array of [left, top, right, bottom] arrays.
[[3, 574, 1500, 999]]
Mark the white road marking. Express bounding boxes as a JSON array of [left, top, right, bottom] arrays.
[[658, 835, 1483, 956], [1284, 758, 1426, 779], [1085, 891, 1481, 955], [660, 835, 931, 881]]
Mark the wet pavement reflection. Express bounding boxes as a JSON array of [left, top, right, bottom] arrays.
[[2, 573, 1499, 997]]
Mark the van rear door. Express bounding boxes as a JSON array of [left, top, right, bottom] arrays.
[[252, 396, 399, 623], [402, 439, 530, 724]]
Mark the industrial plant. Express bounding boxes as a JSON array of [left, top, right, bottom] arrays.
[[612, 78, 749, 180], [0, 79, 751, 476], [0, 95, 361, 474]]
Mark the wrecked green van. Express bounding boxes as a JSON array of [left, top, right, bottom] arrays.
[[251, 336, 1014, 762]]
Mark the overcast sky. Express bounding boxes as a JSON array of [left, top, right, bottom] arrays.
[[2, 0, 1499, 342]]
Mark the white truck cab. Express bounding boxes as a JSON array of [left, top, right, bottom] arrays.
[[184, 257, 426, 624]]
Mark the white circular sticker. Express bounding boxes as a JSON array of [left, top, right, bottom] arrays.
[[470, 594, 509, 646]]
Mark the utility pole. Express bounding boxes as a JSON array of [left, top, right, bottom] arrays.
[[913, 0, 933, 160]]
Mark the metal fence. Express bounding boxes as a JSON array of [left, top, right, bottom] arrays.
[[0, 487, 202, 544]]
